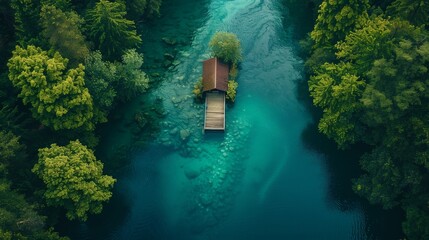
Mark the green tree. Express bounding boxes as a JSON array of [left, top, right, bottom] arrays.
[[0, 0, 15, 66], [336, 18, 429, 142], [84, 51, 117, 117], [86, 0, 142, 60], [0, 131, 24, 178], [309, 62, 365, 147], [7, 45, 95, 130], [126, 0, 147, 20], [386, 0, 429, 26], [209, 32, 242, 65], [0, 181, 45, 235], [40, 0, 71, 11], [310, 0, 369, 48], [0, 180, 69, 239], [144, 0, 162, 17], [32, 140, 116, 221], [309, 14, 429, 239], [115, 49, 149, 101], [40, 4, 89, 64], [125, 0, 163, 19], [403, 205, 429, 240], [10, 0, 42, 43]]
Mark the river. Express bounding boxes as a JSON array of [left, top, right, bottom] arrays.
[[58, 0, 403, 239]]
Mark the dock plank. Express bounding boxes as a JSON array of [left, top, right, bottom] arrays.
[[204, 92, 225, 131]]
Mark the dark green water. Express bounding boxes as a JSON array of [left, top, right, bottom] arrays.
[[59, 0, 403, 239]]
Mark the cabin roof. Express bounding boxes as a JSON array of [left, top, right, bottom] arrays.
[[202, 58, 229, 92]]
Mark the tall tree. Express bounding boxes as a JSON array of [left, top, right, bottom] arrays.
[[40, 4, 89, 64], [309, 62, 365, 147], [84, 51, 117, 118], [125, 0, 163, 20], [310, 0, 369, 48], [10, 0, 42, 43], [7, 45, 95, 130], [40, 0, 71, 11], [86, 0, 142, 60], [32, 140, 116, 221], [115, 49, 149, 101], [386, 0, 429, 26]]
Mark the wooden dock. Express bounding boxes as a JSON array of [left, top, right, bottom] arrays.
[[204, 91, 225, 131]]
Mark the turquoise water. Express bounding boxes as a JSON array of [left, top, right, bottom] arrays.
[[59, 0, 403, 239]]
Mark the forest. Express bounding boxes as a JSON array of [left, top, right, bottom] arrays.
[[304, 0, 429, 239], [0, 0, 161, 239], [1, 0, 428, 239]]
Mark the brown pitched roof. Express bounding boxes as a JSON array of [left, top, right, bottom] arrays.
[[202, 58, 229, 92]]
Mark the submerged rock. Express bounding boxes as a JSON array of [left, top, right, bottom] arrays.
[[172, 60, 181, 66], [184, 164, 200, 179], [161, 37, 177, 46], [164, 53, 175, 60], [180, 129, 190, 140], [169, 127, 178, 135], [171, 97, 181, 104], [199, 193, 213, 206], [163, 60, 172, 68], [151, 72, 161, 77]]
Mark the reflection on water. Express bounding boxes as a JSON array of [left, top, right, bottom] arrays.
[[58, 0, 403, 239]]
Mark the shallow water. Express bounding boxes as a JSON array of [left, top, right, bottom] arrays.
[[59, 0, 403, 239]]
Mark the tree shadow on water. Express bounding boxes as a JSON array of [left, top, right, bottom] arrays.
[[301, 122, 404, 240], [55, 188, 132, 240]]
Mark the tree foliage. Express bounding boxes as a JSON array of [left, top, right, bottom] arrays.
[[309, 62, 365, 147], [209, 32, 242, 64], [126, 0, 163, 20], [32, 140, 116, 221], [192, 77, 203, 100], [226, 80, 238, 102], [84, 51, 117, 117], [40, 4, 89, 64], [115, 49, 149, 101], [310, 0, 369, 48], [86, 0, 142, 60], [307, 1, 429, 237], [144, 0, 162, 17], [7, 45, 95, 130], [0, 130, 67, 239], [386, 0, 429, 26], [0, 131, 24, 178], [40, 0, 71, 11], [10, 0, 42, 43]]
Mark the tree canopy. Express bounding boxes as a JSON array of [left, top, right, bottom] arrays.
[[307, 1, 429, 238], [209, 32, 242, 65], [32, 140, 116, 221], [0, 0, 158, 237], [40, 4, 89, 64], [115, 49, 149, 101], [86, 0, 142, 60], [126, 0, 163, 20], [310, 0, 369, 48], [7, 45, 95, 130]]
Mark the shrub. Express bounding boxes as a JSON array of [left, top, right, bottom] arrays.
[[226, 80, 238, 102], [193, 77, 203, 100]]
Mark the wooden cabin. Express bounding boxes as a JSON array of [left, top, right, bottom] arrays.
[[202, 58, 229, 131]]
